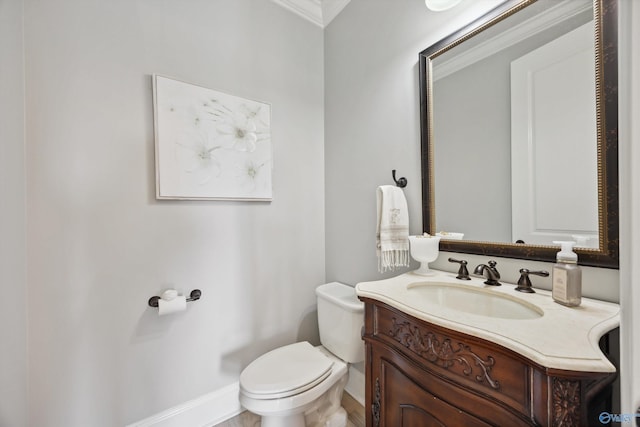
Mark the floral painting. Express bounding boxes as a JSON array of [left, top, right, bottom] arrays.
[[153, 75, 272, 200]]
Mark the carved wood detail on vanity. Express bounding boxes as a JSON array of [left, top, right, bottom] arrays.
[[551, 377, 581, 427], [389, 317, 500, 390], [361, 298, 617, 427]]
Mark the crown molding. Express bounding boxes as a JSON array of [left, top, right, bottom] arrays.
[[271, 0, 323, 27], [271, 0, 351, 28], [321, 0, 351, 26]]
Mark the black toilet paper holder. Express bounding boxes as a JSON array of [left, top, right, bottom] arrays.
[[148, 289, 202, 308]]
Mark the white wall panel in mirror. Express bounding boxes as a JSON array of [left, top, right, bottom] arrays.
[[511, 22, 598, 247]]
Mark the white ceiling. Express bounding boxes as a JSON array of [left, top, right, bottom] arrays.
[[270, 0, 351, 28]]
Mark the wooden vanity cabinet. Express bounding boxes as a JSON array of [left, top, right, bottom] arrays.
[[360, 298, 616, 427]]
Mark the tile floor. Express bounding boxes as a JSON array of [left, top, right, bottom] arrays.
[[214, 392, 365, 427]]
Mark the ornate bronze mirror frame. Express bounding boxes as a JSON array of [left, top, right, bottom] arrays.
[[419, 0, 618, 268]]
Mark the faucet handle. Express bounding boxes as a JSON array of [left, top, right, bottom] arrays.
[[448, 258, 471, 280], [488, 260, 500, 280], [515, 268, 549, 293]]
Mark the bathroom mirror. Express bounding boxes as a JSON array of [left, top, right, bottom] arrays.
[[419, 0, 618, 268]]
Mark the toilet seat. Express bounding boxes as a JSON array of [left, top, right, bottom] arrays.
[[240, 342, 334, 400]]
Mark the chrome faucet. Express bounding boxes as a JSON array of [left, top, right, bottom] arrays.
[[473, 260, 501, 286]]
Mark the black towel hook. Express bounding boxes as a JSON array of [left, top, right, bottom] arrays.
[[392, 170, 407, 188]]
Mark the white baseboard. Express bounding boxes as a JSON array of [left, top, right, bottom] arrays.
[[126, 382, 242, 427], [127, 367, 363, 427], [344, 364, 365, 406]]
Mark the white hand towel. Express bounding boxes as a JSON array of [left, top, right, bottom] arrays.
[[376, 185, 410, 273]]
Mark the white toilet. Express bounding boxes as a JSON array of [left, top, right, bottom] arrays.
[[239, 282, 364, 427]]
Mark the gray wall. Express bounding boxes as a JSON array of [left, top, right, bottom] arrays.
[[434, 56, 513, 242], [22, 0, 324, 425], [324, 0, 619, 303], [0, 0, 28, 425], [325, 0, 505, 284]]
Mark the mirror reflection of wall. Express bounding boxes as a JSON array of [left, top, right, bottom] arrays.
[[432, 0, 595, 246]]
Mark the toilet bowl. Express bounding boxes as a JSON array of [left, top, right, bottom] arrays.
[[239, 282, 364, 427]]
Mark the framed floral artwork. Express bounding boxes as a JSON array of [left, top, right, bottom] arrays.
[[153, 75, 272, 200]]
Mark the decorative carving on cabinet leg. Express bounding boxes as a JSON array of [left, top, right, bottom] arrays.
[[372, 377, 381, 427], [388, 317, 500, 390], [552, 377, 581, 427]]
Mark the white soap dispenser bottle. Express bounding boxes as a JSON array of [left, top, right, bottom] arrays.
[[551, 241, 582, 307]]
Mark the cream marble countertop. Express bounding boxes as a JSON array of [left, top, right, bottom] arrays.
[[355, 270, 620, 373]]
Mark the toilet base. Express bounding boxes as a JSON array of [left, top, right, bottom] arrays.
[[253, 374, 349, 427], [261, 413, 305, 427], [301, 374, 348, 427], [259, 407, 347, 427]]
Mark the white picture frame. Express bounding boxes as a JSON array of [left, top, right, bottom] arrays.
[[153, 75, 272, 201]]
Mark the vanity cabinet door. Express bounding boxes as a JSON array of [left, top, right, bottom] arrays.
[[380, 355, 492, 427], [369, 341, 529, 427]]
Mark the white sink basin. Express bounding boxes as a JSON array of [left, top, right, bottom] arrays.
[[407, 282, 543, 320]]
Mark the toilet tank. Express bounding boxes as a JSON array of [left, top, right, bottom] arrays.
[[316, 282, 364, 363]]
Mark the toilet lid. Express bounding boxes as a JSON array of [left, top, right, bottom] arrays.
[[240, 342, 334, 399]]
